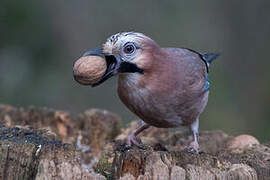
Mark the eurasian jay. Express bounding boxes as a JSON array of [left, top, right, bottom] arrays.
[[77, 32, 219, 153]]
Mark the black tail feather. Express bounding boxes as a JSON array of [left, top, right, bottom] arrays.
[[202, 53, 220, 65]]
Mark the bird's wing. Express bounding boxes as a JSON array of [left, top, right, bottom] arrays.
[[183, 48, 220, 72]]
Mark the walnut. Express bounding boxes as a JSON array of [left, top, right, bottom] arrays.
[[73, 56, 107, 86]]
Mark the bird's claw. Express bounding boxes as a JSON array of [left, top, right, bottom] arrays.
[[187, 141, 199, 154], [126, 133, 143, 148]]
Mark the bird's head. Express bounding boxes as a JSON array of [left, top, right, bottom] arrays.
[[83, 32, 162, 86]]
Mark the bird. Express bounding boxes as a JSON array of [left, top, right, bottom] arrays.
[[78, 32, 219, 153]]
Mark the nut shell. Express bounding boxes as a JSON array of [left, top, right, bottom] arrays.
[[227, 135, 259, 150], [73, 56, 107, 85]]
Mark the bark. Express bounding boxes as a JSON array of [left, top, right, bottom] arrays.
[[96, 122, 270, 180], [0, 126, 105, 180], [0, 104, 270, 180], [0, 104, 121, 179]]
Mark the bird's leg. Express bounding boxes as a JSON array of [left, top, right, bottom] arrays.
[[126, 121, 150, 147], [189, 118, 199, 153]]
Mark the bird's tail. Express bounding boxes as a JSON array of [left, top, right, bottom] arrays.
[[202, 53, 220, 67]]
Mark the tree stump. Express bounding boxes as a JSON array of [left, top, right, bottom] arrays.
[[0, 126, 105, 180], [0, 104, 270, 180], [95, 125, 270, 180]]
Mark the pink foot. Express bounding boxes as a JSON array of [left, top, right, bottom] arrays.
[[188, 141, 199, 153], [126, 133, 143, 147]]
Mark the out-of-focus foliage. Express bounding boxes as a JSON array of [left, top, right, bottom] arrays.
[[1, 1, 270, 141]]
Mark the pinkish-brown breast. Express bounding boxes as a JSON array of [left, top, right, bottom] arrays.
[[117, 48, 208, 128]]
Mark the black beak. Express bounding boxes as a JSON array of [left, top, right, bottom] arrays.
[[81, 48, 121, 87], [76, 48, 144, 87], [82, 48, 104, 57]]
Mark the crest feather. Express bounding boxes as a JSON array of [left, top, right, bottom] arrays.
[[102, 32, 148, 54]]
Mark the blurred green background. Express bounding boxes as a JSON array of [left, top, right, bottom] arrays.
[[1, 1, 270, 141]]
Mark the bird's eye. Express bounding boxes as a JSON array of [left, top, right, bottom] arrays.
[[123, 43, 136, 54]]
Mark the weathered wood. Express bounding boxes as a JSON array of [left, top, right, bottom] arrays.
[[0, 104, 122, 179], [0, 104, 270, 180], [0, 104, 122, 169], [0, 104, 121, 148], [95, 122, 270, 180], [0, 126, 106, 180]]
